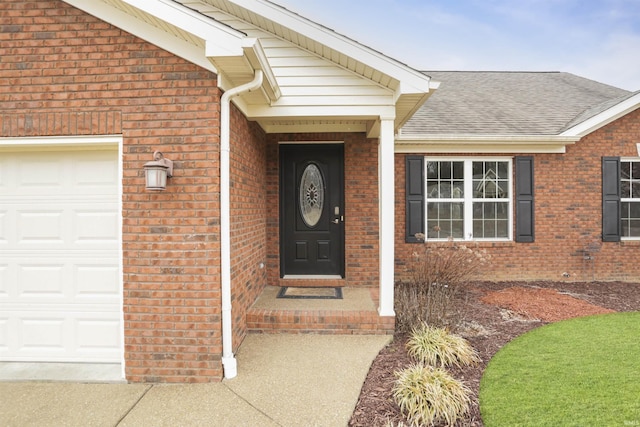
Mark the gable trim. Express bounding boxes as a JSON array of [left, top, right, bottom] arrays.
[[223, 0, 434, 95], [63, 0, 218, 73], [561, 92, 640, 138]]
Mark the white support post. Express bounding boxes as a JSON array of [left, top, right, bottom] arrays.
[[378, 118, 395, 316]]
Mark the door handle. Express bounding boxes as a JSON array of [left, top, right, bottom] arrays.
[[332, 219, 340, 224]]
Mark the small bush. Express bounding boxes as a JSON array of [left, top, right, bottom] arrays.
[[395, 236, 490, 333], [406, 323, 480, 368], [393, 364, 471, 426]]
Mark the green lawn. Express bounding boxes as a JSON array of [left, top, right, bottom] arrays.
[[480, 312, 640, 427]]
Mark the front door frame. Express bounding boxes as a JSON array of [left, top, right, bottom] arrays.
[[279, 142, 345, 278]]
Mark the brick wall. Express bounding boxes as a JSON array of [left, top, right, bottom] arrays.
[[396, 108, 640, 283], [229, 105, 268, 350], [1, 0, 226, 382], [266, 133, 380, 287]]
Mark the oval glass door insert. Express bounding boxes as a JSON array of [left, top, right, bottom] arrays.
[[299, 163, 324, 227]]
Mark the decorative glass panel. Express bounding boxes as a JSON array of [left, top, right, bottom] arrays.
[[299, 164, 324, 227]]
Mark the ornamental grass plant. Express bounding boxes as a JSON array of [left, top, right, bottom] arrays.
[[393, 364, 471, 427], [406, 323, 480, 368]]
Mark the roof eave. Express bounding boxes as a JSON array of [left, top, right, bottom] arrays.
[[561, 92, 640, 138], [395, 134, 580, 154]]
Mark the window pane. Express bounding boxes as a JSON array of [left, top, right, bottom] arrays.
[[473, 161, 508, 199], [426, 161, 464, 199], [440, 161, 451, 179], [425, 158, 511, 241], [621, 161, 631, 180], [633, 182, 640, 199], [473, 201, 509, 238], [453, 161, 464, 179], [632, 162, 640, 179], [426, 201, 464, 239], [497, 161, 509, 179], [426, 161, 438, 179], [621, 202, 640, 237], [622, 180, 631, 198]]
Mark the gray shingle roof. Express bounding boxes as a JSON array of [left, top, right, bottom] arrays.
[[402, 71, 631, 136]]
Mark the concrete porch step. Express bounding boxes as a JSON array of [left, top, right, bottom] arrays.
[[247, 286, 394, 334]]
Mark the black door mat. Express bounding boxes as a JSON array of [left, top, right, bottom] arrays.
[[277, 286, 343, 299]]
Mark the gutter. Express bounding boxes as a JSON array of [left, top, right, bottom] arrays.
[[220, 70, 264, 379]]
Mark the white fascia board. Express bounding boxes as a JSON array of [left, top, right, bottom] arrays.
[[226, 0, 433, 95], [560, 92, 640, 138], [62, 0, 217, 73], [242, 38, 281, 102], [245, 104, 397, 120], [120, 0, 247, 57], [395, 135, 580, 154]]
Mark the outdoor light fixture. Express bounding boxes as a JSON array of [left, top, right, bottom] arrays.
[[144, 151, 173, 191]]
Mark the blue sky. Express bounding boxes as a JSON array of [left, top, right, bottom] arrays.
[[274, 0, 640, 91]]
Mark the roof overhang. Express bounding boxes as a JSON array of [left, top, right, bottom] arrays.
[[63, 0, 279, 103], [561, 92, 640, 138], [62, 0, 436, 136], [395, 135, 581, 154]]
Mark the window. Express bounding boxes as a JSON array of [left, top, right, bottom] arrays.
[[621, 159, 640, 238], [425, 159, 512, 241]]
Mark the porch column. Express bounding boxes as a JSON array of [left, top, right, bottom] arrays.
[[378, 118, 395, 316]]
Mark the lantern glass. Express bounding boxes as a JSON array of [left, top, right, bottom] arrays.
[[145, 164, 168, 190]]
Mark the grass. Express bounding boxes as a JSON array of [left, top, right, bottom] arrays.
[[480, 312, 640, 426]]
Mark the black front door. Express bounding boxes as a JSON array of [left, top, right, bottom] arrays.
[[280, 144, 344, 277]]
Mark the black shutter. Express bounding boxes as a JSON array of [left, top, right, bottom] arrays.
[[515, 156, 535, 242], [406, 156, 424, 243], [602, 156, 621, 242]]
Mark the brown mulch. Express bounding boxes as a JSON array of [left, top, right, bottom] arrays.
[[349, 281, 640, 426]]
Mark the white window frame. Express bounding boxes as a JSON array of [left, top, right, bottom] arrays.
[[424, 157, 513, 242], [620, 157, 640, 240]]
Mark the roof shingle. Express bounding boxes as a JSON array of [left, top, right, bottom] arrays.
[[402, 71, 631, 136]]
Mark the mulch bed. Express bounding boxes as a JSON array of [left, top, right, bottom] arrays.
[[349, 281, 640, 426]]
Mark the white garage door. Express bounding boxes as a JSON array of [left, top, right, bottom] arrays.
[[0, 148, 122, 363]]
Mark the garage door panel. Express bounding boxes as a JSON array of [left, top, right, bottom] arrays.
[[75, 264, 120, 298], [21, 317, 66, 351], [0, 264, 9, 298], [0, 318, 8, 352], [17, 211, 65, 244], [73, 157, 119, 192], [17, 158, 64, 191], [0, 148, 121, 363], [18, 264, 66, 297], [3, 255, 120, 304], [0, 311, 120, 362], [73, 210, 119, 244], [0, 211, 8, 245]]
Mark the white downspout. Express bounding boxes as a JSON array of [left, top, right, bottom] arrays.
[[220, 70, 263, 379]]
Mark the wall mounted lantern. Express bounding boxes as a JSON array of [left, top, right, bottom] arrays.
[[144, 151, 173, 191]]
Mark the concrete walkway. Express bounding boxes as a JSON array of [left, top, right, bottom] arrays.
[[0, 334, 390, 427]]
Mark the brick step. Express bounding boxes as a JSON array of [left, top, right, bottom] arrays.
[[246, 286, 394, 335], [247, 307, 394, 334]]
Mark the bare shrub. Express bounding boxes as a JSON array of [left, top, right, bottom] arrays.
[[395, 234, 490, 333]]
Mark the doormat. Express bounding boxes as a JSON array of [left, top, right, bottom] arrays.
[[277, 287, 343, 299]]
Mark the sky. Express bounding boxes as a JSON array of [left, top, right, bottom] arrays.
[[274, 0, 640, 91]]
